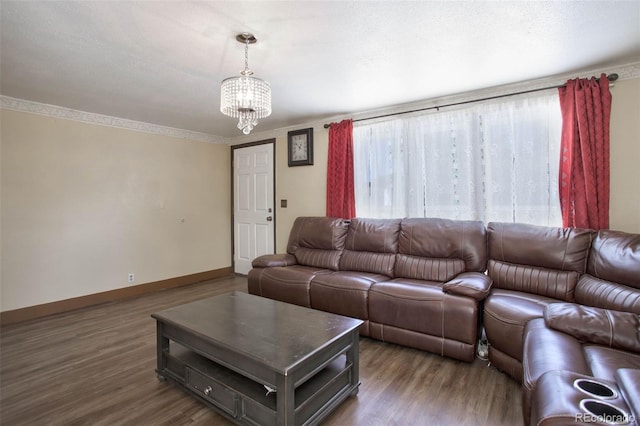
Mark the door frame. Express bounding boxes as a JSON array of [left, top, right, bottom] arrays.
[[230, 139, 277, 274]]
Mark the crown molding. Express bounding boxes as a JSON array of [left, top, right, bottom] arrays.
[[4, 62, 639, 141], [609, 61, 640, 80], [0, 96, 229, 145]]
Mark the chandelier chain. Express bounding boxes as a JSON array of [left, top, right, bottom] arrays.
[[241, 37, 253, 76], [244, 39, 249, 72]]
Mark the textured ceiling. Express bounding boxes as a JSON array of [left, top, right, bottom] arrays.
[[1, 1, 639, 138]]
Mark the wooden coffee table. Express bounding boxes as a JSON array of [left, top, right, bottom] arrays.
[[152, 291, 363, 425]]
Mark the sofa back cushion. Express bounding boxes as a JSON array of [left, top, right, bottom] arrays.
[[587, 230, 640, 289], [395, 218, 486, 282], [575, 274, 640, 314], [487, 222, 595, 301], [488, 261, 581, 301], [287, 217, 349, 270], [575, 230, 640, 314], [339, 218, 401, 277]]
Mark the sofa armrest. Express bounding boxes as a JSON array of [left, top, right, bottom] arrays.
[[544, 303, 640, 354], [251, 253, 298, 268], [442, 272, 492, 301]]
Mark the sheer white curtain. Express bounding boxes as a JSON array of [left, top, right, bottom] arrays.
[[353, 92, 562, 226]]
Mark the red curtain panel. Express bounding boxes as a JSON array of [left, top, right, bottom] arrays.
[[326, 119, 356, 219], [558, 74, 612, 229]]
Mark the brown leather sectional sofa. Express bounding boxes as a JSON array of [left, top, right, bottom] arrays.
[[248, 216, 640, 425], [249, 216, 490, 362]]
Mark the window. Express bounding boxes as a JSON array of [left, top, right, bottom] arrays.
[[353, 92, 562, 226]]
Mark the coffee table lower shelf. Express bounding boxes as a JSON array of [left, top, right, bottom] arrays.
[[157, 344, 358, 426]]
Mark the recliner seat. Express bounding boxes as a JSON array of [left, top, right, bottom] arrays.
[[483, 221, 595, 380], [309, 218, 400, 336], [368, 217, 490, 362], [248, 216, 348, 307]]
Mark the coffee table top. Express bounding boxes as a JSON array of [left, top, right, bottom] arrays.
[[152, 291, 363, 374]]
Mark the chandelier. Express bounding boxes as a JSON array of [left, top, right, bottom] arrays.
[[220, 33, 272, 135]]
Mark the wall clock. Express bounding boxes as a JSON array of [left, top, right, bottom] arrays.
[[287, 128, 314, 167]]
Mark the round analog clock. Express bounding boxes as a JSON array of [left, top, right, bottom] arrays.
[[288, 128, 314, 166]]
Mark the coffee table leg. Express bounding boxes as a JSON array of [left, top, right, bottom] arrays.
[[276, 373, 295, 425], [347, 331, 360, 395], [156, 321, 169, 381]]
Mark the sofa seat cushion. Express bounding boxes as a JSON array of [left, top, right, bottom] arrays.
[[248, 265, 331, 307], [310, 271, 389, 322], [484, 289, 559, 362], [584, 346, 640, 381], [369, 279, 477, 345]]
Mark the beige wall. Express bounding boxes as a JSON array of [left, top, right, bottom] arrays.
[[231, 122, 329, 252], [1, 109, 231, 311], [275, 125, 329, 251], [609, 77, 640, 233]]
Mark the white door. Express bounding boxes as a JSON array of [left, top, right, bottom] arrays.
[[233, 143, 275, 274]]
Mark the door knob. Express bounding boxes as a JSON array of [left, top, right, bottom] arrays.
[[266, 216, 273, 221]]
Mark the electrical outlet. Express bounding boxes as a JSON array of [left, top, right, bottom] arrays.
[[128, 273, 135, 283]]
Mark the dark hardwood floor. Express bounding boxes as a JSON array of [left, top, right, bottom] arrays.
[[0, 276, 523, 425]]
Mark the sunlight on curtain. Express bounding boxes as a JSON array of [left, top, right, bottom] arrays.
[[353, 92, 562, 226]]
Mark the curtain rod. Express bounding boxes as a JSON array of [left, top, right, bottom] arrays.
[[323, 73, 618, 129]]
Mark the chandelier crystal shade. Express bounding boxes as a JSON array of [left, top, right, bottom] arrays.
[[220, 33, 272, 135]]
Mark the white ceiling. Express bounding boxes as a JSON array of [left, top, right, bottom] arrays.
[[1, 1, 639, 139]]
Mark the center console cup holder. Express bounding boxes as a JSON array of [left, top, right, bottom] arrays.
[[579, 399, 631, 425], [574, 378, 618, 399]]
